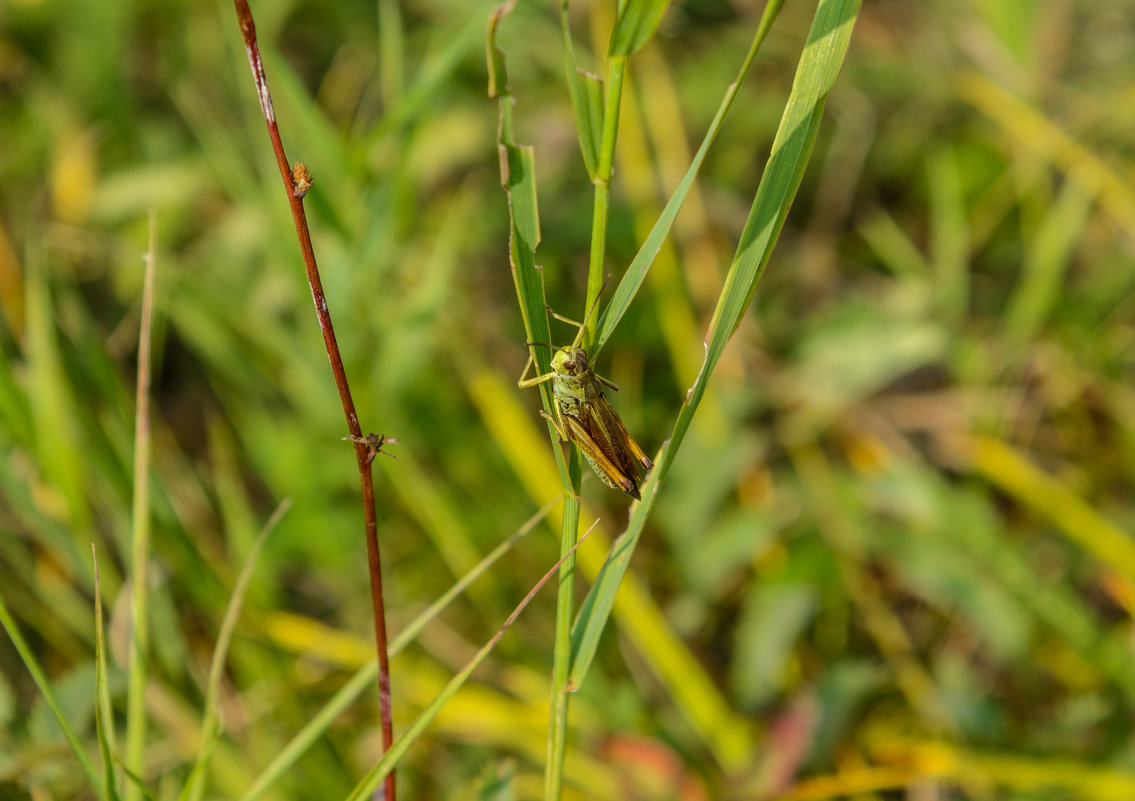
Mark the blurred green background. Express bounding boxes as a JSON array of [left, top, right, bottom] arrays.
[[4, 0, 1135, 798]]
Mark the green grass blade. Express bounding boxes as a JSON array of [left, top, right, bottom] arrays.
[[957, 71, 1135, 237], [176, 723, 220, 801], [238, 504, 552, 801], [372, 1, 496, 139], [0, 323, 33, 440], [593, 0, 786, 356], [1005, 180, 1095, 345], [25, 242, 92, 554], [858, 210, 933, 278], [477, 760, 515, 800], [582, 53, 626, 348], [124, 211, 158, 801], [377, 0, 404, 109], [93, 547, 121, 801], [183, 499, 289, 801], [928, 147, 969, 328], [488, 3, 559, 427], [489, 1, 573, 500], [672, 0, 860, 439], [962, 435, 1135, 587], [568, 448, 751, 771], [566, 68, 604, 180], [560, 0, 603, 179], [344, 522, 597, 801], [572, 0, 862, 689], [543, 454, 581, 801], [118, 762, 159, 801], [569, 443, 664, 681], [607, 0, 670, 57], [0, 591, 103, 796]]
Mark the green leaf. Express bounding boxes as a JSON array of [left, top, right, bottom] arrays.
[[488, 1, 572, 490], [731, 582, 819, 708], [928, 147, 969, 328], [0, 593, 103, 797], [183, 501, 288, 801], [560, 0, 604, 178], [566, 67, 604, 179], [477, 760, 516, 801], [1005, 179, 1095, 345], [608, 0, 670, 57]]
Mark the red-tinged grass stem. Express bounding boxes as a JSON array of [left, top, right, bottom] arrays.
[[231, 3, 395, 799]]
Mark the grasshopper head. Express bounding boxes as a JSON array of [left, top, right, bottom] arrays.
[[552, 346, 590, 376]]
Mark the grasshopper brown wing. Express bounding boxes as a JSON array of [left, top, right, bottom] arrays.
[[561, 412, 641, 498]]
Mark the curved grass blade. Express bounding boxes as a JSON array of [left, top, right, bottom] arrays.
[[567, 441, 753, 769], [958, 435, 1135, 585], [238, 503, 553, 801], [183, 500, 290, 801], [344, 521, 599, 801], [0, 592, 103, 796], [93, 547, 121, 801], [572, 0, 862, 701], [477, 760, 516, 801]]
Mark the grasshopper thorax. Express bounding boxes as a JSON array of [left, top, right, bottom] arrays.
[[551, 346, 590, 376]]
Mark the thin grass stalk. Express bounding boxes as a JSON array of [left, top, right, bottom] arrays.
[[230, 3, 395, 798], [123, 209, 157, 801], [347, 522, 599, 801], [93, 547, 120, 801], [238, 502, 553, 801], [184, 500, 290, 801], [0, 594, 104, 795]]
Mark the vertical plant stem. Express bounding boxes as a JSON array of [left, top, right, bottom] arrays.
[[124, 209, 157, 801], [231, 3, 395, 798], [545, 50, 628, 801], [583, 55, 626, 350], [543, 455, 581, 801]]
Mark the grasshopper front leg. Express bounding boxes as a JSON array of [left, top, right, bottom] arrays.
[[517, 352, 556, 388], [518, 353, 567, 441]]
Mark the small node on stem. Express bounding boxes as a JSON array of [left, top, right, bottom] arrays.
[[291, 162, 313, 198], [343, 432, 400, 464]]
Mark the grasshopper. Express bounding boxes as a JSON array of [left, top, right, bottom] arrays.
[[518, 300, 653, 499]]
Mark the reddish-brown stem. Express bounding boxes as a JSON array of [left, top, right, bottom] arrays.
[[232, 3, 395, 798]]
